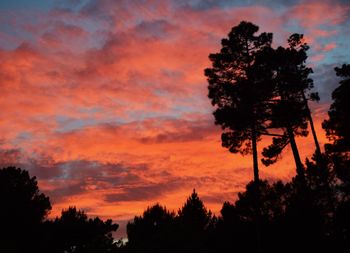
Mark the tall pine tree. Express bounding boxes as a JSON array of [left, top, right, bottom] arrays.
[[261, 34, 318, 176], [205, 21, 273, 182]]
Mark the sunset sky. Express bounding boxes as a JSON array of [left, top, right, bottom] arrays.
[[1, 0, 350, 237]]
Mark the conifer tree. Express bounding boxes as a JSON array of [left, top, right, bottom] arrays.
[[205, 21, 273, 182], [261, 34, 318, 176], [322, 64, 350, 153]]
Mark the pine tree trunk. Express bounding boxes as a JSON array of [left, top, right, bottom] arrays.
[[251, 124, 260, 183], [307, 109, 322, 157], [286, 126, 304, 176], [251, 123, 262, 252], [302, 92, 322, 159]]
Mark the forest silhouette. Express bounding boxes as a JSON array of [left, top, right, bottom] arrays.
[[1, 21, 350, 252]]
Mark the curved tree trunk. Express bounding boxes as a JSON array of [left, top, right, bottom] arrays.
[[286, 126, 304, 177], [302, 92, 322, 159]]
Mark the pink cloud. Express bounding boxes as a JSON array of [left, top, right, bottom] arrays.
[[310, 54, 326, 63], [322, 42, 337, 52], [290, 0, 350, 28]]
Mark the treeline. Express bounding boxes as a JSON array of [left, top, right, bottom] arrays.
[[0, 167, 118, 253], [123, 154, 350, 253], [1, 149, 350, 253]]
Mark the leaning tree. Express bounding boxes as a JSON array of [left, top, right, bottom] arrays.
[[289, 34, 322, 159], [261, 34, 319, 176], [205, 21, 273, 183]]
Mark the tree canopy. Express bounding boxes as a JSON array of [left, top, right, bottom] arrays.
[[205, 21, 273, 182], [261, 34, 318, 175], [323, 64, 350, 153], [48, 207, 119, 253], [0, 167, 51, 252], [0, 167, 119, 253]]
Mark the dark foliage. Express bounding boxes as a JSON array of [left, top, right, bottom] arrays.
[[4, 160, 350, 253], [205, 20, 274, 182], [261, 34, 318, 175], [122, 155, 350, 252], [0, 167, 51, 252], [177, 189, 214, 252], [125, 190, 214, 253], [46, 207, 119, 253], [323, 64, 350, 153], [126, 204, 176, 253], [0, 167, 119, 253]]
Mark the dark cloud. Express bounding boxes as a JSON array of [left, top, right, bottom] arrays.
[[26, 157, 63, 180], [78, 0, 127, 26], [139, 119, 218, 144], [105, 179, 184, 202], [312, 63, 341, 103], [48, 181, 86, 201], [0, 151, 152, 202], [36, 160, 148, 201], [54, 0, 86, 9], [134, 19, 177, 40], [0, 148, 21, 167], [105, 175, 219, 203], [53, 117, 218, 146], [175, 0, 301, 10], [41, 32, 61, 46], [0, 148, 62, 181], [52, 0, 96, 16]]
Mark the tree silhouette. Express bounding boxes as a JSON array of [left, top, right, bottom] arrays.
[[204, 22, 275, 252], [289, 34, 322, 159], [214, 175, 338, 252], [126, 192, 214, 253], [48, 207, 119, 253], [177, 189, 214, 253], [0, 167, 51, 252], [234, 180, 291, 251], [321, 66, 350, 250], [322, 64, 350, 153], [334, 200, 350, 249], [261, 34, 317, 176], [2, 165, 350, 252], [205, 21, 273, 183], [178, 189, 212, 232], [214, 201, 249, 251], [126, 204, 176, 253]]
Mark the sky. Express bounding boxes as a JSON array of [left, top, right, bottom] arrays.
[[1, 0, 350, 238]]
